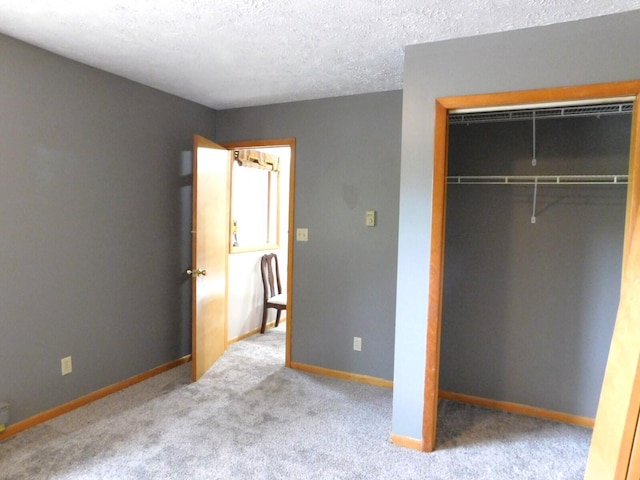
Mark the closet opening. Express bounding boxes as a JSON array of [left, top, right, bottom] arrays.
[[422, 82, 640, 460], [441, 99, 631, 422]]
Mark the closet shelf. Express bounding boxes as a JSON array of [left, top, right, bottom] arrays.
[[448, 102, 633, 124], [447, 174, 628, 185]]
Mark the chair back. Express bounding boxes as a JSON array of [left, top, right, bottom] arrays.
[[260, 253, 282, 301]]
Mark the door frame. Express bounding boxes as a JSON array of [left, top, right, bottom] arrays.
[[221, 138, 296, 367], [424, 81, 640, 477]]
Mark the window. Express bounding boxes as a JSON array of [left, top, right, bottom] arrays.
[[230, 149, 280, 252]]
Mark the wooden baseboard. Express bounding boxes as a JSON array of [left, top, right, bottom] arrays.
[[439, 390, 595, 428], [226, 318, 287, 346], [390, 433, 424, 451], [0, 355, 192, 442], [290, 361, 393, 389]]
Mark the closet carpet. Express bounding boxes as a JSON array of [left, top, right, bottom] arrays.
[[2, 326, 591, 479]]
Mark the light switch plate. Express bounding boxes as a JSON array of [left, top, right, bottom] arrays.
[[296, 228, 309, 242], [61, 356, 72, 376]]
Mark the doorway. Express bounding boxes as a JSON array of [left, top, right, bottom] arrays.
[[221, 138, 296, 367], [190, 137, 295, 382], [422, 80, 640, 465]]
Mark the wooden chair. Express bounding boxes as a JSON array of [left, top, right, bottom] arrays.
[[260, 253, 287, 334]]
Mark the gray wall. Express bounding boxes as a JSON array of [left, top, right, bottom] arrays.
[[393, 10, 640, 440], [441, 115, 629, 418], [0, 34, 217, 425], [217, 91, 402, 380]]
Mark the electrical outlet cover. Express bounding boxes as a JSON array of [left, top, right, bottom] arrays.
[[365, 210, 376, 227]]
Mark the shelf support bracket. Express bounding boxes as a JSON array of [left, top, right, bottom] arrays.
[[532, 115, 537, 167], [531, 177, 538, 224]]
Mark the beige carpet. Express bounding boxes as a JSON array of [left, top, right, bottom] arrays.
[[1, 326, 591, 479]]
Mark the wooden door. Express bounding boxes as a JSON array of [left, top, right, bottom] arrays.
[[627, 409, 640, 479], [191, 135, 231, 381], [584, 91, 640, 480]]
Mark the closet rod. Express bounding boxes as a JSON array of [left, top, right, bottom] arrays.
[[447, 174, 628, 185]]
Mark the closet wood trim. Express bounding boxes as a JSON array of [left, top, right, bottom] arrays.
[[439, 390, 595, 427], [437, 80, 640, 111], [422, 99, 448, 452], [423, 80, 640, 472]]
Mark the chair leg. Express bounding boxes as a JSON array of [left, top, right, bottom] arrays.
[[275, 309, 281, 327], [261, 306, 268, 334]]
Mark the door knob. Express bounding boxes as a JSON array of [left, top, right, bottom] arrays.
[[186, 268, 207, 277]]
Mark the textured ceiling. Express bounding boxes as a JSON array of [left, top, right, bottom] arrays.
[[0, 1, 639, 109]]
